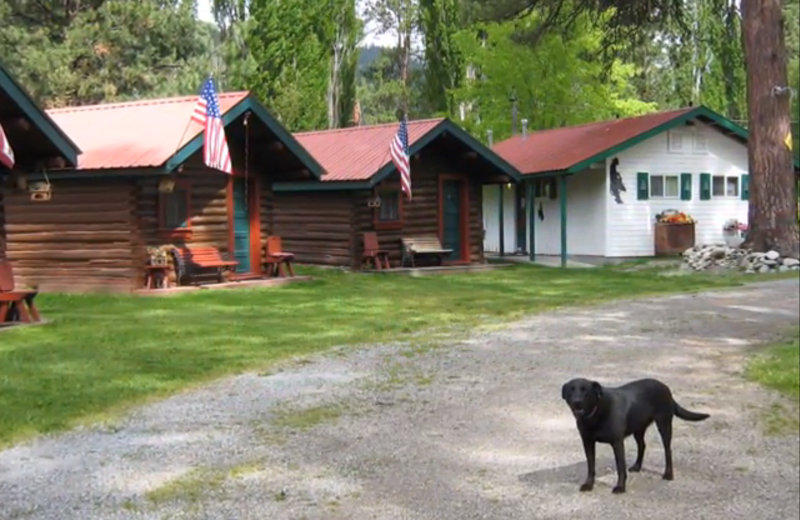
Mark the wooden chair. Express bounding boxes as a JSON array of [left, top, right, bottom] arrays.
[[400, 235, 453, 268], [362, 232, 390, 270], [0, 260, 41, 325], [262, 236, 295, 277], [173, 246, 237, 284]]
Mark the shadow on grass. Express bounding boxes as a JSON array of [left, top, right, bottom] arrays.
[[0, 263, 792, 446]]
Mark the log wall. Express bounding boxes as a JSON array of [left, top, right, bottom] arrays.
[[269, 190, 356, 267], [2, 179, 139, 292]]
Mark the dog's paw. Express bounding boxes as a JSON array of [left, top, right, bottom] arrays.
[[629, 464, 642, 472], [662, 472, 674, 481], [579, 483, 594, 492], [611, 485, 626, 494]]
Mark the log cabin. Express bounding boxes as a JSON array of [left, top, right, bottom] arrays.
[[273, 119, 523, 269], [1, 91, 325, 292], [1, 61, 82, 263]]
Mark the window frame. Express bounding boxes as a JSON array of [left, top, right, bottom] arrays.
[[372, 184, 404, 230], [649, 174, 681, 199], [711, 175, 740, 198], [158, 179, 192, 238]]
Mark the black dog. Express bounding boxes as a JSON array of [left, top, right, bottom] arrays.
[[561, 378, 709, 494]]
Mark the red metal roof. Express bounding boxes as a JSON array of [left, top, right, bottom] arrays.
[[294, 119, 444, 182], [46, 92, 249, 170], [492, 107, 696, 175]]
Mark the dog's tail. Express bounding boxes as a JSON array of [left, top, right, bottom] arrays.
[[674, 402, 710, 422]]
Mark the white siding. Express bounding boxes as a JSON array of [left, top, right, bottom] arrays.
[[605, 122, 749, 257], [482, 184, 517, 253], [523, 168, 607, 256]]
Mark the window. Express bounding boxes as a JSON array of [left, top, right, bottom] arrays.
[[667, 131, 685, 153], [159, 181, 192, 234], [650, 175, 680, 198], [692, 130, 708, 153], [712, 175, 739, 197], [373, 186, 403, 229]]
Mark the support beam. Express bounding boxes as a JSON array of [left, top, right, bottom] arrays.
[[560, 174, 568, 268], [498, 184, 505, 256], [461, 151, 478, 160], [0, 116, 32, 132], [527, 179, 535, 261]]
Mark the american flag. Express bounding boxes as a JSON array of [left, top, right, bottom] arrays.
[[190, 77, 232, 174], [0, 121, 14, 170], [390, 115, 411, 200]]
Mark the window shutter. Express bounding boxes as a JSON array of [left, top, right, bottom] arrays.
[[699, 173, 711, 200], [680, 173, 692, 201], [637, 172, 649, 200], [741, 173, 750, 200]]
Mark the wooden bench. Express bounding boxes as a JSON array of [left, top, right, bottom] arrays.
[[173, 246, 237, 284], [400, 235, 453, 268], [262, 236, 295, 277], [362, 232, 390, 270], [0, 260, 41, 326]]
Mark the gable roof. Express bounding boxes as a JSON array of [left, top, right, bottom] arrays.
[[277, 118, 521, 190], [0, 61, 81, 167], [46, 92, 325, 177], [493, 105, 800, 175]]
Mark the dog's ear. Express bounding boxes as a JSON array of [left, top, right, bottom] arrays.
[[591, 381, 603, 397], [561, 382, 569, 401]]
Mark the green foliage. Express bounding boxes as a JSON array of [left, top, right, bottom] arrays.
[[0, 0, 212, 106], [449, 9, 656, 142], [419, 0, 463, 114]]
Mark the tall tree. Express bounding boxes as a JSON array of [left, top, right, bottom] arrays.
[[364, 0, 419, 113], [419, 0, 463, 115], [450, 10, 655, 142], [741, 0, 798, 255]]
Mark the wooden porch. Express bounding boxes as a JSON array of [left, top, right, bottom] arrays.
[[134, 274, 314, 296]]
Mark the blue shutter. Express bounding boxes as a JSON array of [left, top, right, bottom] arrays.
[[637, 172, 649, 200], [699, 173, 711, 200], [680, 173, 692, 201], [741, 173, 750, 200]]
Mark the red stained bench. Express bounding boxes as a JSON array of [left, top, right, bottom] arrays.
[[0, 260, 41, 325], [174, 246, 237, 284]]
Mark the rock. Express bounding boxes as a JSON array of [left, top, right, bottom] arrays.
[[783, 257, 800, 267], [759, 265, 773, 273], [765, 250, 781, 261]]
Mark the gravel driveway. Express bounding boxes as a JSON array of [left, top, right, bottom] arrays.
[[1, 279, 799, 520]]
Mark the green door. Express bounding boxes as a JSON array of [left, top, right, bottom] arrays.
[[442, 180, 463, 262], [232, 177, 251, 273]]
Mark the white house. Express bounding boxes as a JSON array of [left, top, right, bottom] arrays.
[[483, 106, 797, 261]]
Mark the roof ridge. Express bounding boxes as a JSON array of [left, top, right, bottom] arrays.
[[294, 117, 445, 137], [500, 107, 696, 141], [47, 91, 251, 114]]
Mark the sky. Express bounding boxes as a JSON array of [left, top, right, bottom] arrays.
[[195, 0, 395, 47]]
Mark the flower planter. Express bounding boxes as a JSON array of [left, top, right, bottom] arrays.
[[654, 222, 696, 256]]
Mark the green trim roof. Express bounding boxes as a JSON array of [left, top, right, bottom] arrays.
[[0, 61, 81, 167]]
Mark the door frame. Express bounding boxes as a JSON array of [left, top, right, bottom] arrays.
[[437, 174, 470, 265], [226, 173, 262, 275]]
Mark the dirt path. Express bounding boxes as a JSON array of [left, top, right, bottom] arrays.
[[1, 279, 798, 520]]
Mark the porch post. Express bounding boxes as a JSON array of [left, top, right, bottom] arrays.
[[498, 184, 505, 256], [527, 179, 535, 261], [560, 174, 568, 268]]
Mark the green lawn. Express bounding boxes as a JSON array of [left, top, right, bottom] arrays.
[[747, 330, 800, 401], [0, 264, 793, 447]]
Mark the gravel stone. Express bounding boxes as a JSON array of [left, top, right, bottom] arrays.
[[1, 279, 798, 520]]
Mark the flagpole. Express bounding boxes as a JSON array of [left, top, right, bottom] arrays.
[[173, 75, 211, 156]]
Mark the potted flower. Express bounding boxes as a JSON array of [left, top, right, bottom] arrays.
[[722, 219, 748, 247]]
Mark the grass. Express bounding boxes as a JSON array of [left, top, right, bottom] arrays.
[[746, 329, 800, 434], [271, 404, 345, 430], [0, 263, 794, 447]]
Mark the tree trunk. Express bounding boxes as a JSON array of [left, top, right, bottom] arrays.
[[741, 0, 799, 258]]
